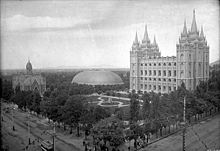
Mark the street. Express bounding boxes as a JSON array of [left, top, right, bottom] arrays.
[[144, 114, 220, 151], [1, 102, 82, 151]]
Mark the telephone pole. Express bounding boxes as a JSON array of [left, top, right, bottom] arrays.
[[12, 106, 15, 131], [53, 123, 56, 151], [182, 96, 186, 151], [28, 111, 31, 145]]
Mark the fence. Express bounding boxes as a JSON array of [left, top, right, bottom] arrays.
[[135, 107, 220, 150]]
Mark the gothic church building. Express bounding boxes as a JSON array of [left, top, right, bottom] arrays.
[[130, 10, 209, 93], [12, 60, 46, 96]]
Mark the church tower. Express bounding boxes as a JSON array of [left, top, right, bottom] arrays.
[[26, 59, 33, 74], [130, 32, 140, 91], [176, 10, 209, 90]]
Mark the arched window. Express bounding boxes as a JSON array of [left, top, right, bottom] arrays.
[[158, 70, 161, 76], [189, 62, 191, 70], [189, 54, 191, 61], [180, 63, 184, 70], [158, 85, 161, 90], [180, 71, 184, 78], [180, 54, 184, 61], [198, 63, 201, 76], [174, 70, 176, 76]]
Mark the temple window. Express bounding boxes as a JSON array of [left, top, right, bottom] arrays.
[[180, 54, 184, 61]]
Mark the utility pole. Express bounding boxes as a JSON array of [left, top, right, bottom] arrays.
[[182, 96, 186, 151], [53, 123, 56, 151], [12, 106, 15, 131], [27, 109, 31, 145]]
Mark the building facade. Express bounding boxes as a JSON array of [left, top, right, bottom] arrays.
[[12, 60, 46, 96], [130, 10, 209, 93]]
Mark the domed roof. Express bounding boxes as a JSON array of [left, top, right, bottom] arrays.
[[72, 70, 124, 85]]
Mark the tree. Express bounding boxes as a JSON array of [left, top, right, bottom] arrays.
[[2, 79, 14, 100], [130, 123, 144, 148], [80, 106, 111, 133], [30, 92, 42, 114], [142, 93, 151, 120], [129, 91, 140, 122], [92, 116, 125, 149], [61, 95, 87, 136]]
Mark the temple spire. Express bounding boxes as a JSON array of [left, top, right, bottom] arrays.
[[200, 26, 204, 37], [134, 31, 139, 44], [153, 35, 157, 45], [142, 24, 150, 42], [182, 19, 187, 35], [191, 9, 197, 33]]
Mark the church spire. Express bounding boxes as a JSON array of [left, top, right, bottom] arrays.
[[134, 31, 139, 44], [191, 9, 197, 33], [142, 24, 150, 42], [182, 19, 187, 35], [153, 35, 157, 45], [26, 59, 33, 74], [200, 26, 204, 37]]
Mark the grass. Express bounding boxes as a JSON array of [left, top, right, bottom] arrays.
[[101, 97, 130, 105], [101, 102, 119, 105]]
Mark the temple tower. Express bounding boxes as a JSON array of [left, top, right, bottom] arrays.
[[176, 10, 209, 90]]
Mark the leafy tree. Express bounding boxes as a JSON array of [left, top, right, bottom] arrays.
[[142, 93, 151, 120], [80, 106, 111, 129], [61, 95, 87, 136], [2, 79, 14, 100], [92, 116, 125, 148], [129, 91, 140, 122]]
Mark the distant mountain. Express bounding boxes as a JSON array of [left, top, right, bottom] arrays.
[[210, 60, 220, 67]]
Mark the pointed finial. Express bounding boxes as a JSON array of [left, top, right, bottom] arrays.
[[153, 35, 157, 45], [200, 26, 204, 37], [143, 24, 150, 42], [191, 9, 197, 33], [183, 19, 187, 35], [134, 31, 139, 44]]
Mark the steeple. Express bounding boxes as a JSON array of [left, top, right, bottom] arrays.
[[134, 31, 139, 44], [182, 19, 187, 35], [191, 9, 197, 33], [200, 26, 204, 38], [153, 35, 157, 45], [142, 24, 150, 42], [26, 59, 33, 74]]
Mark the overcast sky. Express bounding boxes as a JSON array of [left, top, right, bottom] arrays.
[[1, 0, 219, 69]]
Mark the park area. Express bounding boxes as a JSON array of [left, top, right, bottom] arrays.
[[2, 100, 220, 151]]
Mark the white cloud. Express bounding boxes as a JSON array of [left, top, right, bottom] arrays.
[[2, 14, 90, 31]]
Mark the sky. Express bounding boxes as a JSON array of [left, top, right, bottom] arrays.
[[1, 0, 219, 69]]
